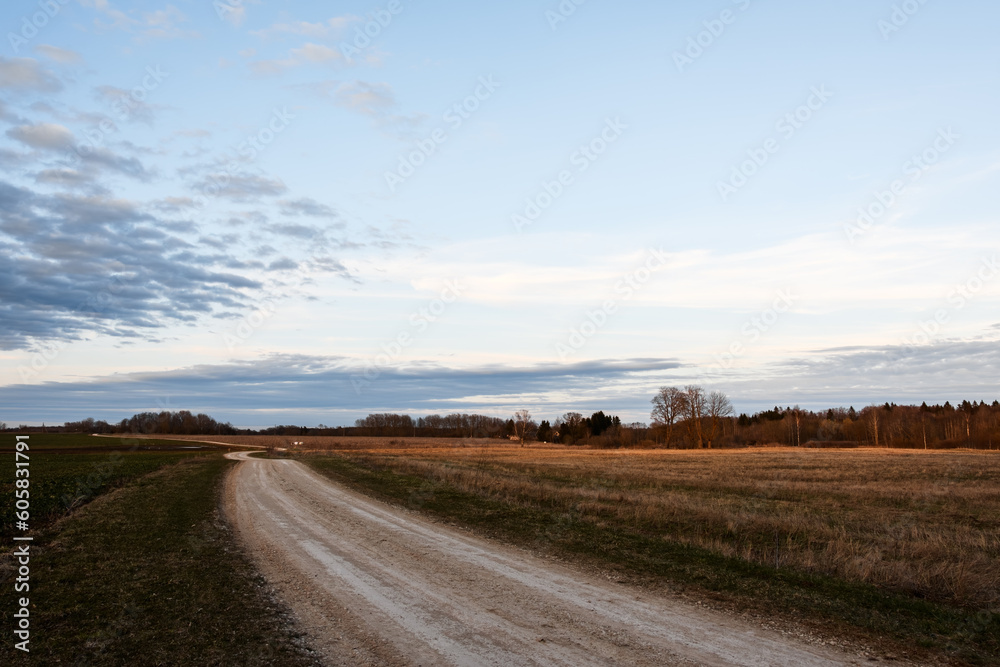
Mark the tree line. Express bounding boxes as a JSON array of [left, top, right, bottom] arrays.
[[729, 400, 1000, 449], [56, 412, 240, 436], [8, 392, 1000, 449]]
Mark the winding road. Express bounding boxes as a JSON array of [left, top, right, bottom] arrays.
[[223, 452, 868, 666]]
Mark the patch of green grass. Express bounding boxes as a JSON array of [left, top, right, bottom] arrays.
[[1, 434, 216, 539], [3, 433, 210, 450], [304, 454, 1000, 666], [0, 455, 319, 666]]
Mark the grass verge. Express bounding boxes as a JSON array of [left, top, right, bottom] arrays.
[[1, 434, 224, 539], [304, 453, 999, 666], [1, 455, 319, 666]]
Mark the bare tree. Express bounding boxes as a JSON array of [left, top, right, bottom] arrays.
[[705, 391, 734, 448], [683, 385, 706, 448], [650, 386, 685, 446], [864, 405, 881, 448], [788, 405, 803, 447], [513, 409, 532, 447]]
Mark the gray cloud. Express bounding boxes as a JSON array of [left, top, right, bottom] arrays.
[[0, 180, 266, 350], [193, 173, 287, 201], [151, 196, 200, 212], [3, 120, 153, 181], [72, 145, 154, 181], [279, 197, 338, 218], [35, 168, 95, 187], [94, 85, 161, 125], [6, 122, 74, 149], [0, 147, 28, 168], [0, 100, 20, 122], [173, 128, 211, 139], [33, 168, 109, 195], [5, 340, 998, 426], [0, 57, 62, 92], [266, 222, 319, 239], [717, 338, 1000, 410], [268, 258, 298, 270], [0, 356, 684, 425]]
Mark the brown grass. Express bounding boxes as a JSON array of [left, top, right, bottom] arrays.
[[317, 443, 1000, 608], [116, 435, 1000, 607]]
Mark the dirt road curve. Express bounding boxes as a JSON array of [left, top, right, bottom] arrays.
[[223, 452, 866, 666]]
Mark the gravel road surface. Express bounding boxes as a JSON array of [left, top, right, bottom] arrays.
[[223, 452, 869, 666]]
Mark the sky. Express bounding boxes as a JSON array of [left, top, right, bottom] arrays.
[[1, 0, 998, 428]]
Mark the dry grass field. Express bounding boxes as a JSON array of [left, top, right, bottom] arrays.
[[314, 444, 1000, 608], [160, 434, 999, 608], [131, 434, 1000, 661]]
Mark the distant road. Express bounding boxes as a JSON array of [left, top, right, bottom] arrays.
[[223, 452, 866, 666]]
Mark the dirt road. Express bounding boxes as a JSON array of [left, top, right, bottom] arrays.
[[223, 452, 867, 666]]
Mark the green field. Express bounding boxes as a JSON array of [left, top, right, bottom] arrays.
[[1, 434, 218, 539], [0, 434, 317, 665]]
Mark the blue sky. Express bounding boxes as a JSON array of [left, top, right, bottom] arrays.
[[1, 0, 998, 427]]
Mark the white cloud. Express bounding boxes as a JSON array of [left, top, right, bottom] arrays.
[[356, 226, 1000, 314], [331, 80, 395, 116], [249, 58, 297, 76], [77, 0, 199, 40], [77, 0, 138, 32], [250, 42, 346, 75], [35, 45, 84, 65], [217, 3, 246, 27], [292, 43, 342, 64], [291, 79, 424, 134], [251, 16, 359, 40]]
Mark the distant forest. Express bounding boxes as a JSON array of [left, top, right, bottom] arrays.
[[5, 398, 1000, 450]]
